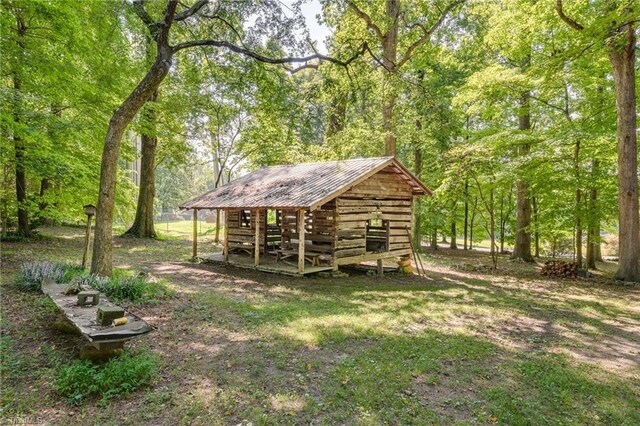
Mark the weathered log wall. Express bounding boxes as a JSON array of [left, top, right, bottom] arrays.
[[226, 209, 265, 254], [224, 169, 415, 267], [282, 203, 336, 263], [333, 170, 413, 265]]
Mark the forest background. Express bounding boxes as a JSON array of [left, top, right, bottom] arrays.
[[1, 0, 638, 279]]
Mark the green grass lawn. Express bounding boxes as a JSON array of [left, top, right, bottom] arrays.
[[1, 226, 639, 425], [150, 219, 221, 239]]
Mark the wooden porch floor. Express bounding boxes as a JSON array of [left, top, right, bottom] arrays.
[[197, 252, 335, 276]]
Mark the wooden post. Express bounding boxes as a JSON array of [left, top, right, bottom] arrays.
[[254, 209, 260, 266], [332, 200, 339, 270], [81, 214, 93, 269], [223, 210, 229, 262], [298, 209, 305, 273], [377, 259, 384, 276], [214, 208, 221, 243], [192, 209, 198, 259]]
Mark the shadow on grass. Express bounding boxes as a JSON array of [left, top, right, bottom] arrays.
[[4, 234, 639, 425], [164, 261, 640, 355], [138, 320, 639, 425], [141, 260, 640, 423]]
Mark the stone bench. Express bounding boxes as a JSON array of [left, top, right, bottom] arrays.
[[42, 280, 153, 361]]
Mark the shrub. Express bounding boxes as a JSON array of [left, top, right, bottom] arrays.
[[53, 351, 158, 405], [17, 261, 171, 303], [83, 273, 172, 304], [17, 261, 83, 292], [88, 275, 148, 303], [78, 274, 110, 290]]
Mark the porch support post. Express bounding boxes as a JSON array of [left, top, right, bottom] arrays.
[[192, 208, 198, 259], [223, 210, 229, 262], [254, 209, 260, 266], [298, 209, 305, 273]]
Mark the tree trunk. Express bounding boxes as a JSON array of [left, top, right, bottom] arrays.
[[587, 174, 598, 269], [487, 188, 498, 269], [39, 105, 62, 227], [92, 39, 174, 276], [14, 114, 29, 236], [470, 196, 477, 250], [328, 97, 346, 136], [38, 178, 53, 226], [463, 180, 469, 250], [1, 163, 10, 237], [413, 146, 423, 251], [125, 33, 160, 239], [595, 222, 603, 261], [499, 193, 505, 253], [512, 90, 533, 262], [489, 188, 497, 269], [575, 195, 582, 267], [125, 90, 159, 239], [13, 17, 29, 237], [382, 0, 399, 156], [450, 220, 457, 249], [609, 24, 639, 281], [211, 131, 222, 243], [574, 140, 582, 268], [532, 196, 540, 257], [431, 225, 438, 250], [586, 232, 596, 269], [124, 134, 157, 238]]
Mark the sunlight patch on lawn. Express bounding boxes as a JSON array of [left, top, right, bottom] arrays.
[[277, 313, 386, 345], [127, 246, 149, 253], [269, 393, 306, 412]]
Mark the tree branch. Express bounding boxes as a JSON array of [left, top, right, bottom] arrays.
[[132, 0, 159, 37], [172, 39, 368, 68], [174, 0, 209, 22], [162, 0, 179, 28], [397, 0, 464, 68], [201, 13, 244, 43], [529, 94, 567, 115], [347, 1, 384, 41], [286, 63, 319, 74], [556, 0, 584, 31]]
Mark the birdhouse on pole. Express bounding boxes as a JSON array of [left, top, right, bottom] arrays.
[[84, 204, 97, 217]]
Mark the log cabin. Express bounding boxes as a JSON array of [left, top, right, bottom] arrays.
[[180, 157, 431, 275]]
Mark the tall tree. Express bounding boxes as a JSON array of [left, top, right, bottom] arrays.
[[513, 81, 534, 262], [11, 12, 29, 236], [1, 0, 138, 235], [344, 0, 464, 155], [124, 90, 158, 238], [556, 0, 639, 281], [125, 32, 161, 239], [90, 0, 365, 276]]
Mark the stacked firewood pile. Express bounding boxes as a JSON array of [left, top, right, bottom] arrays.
[[541, 260, 579, 278]]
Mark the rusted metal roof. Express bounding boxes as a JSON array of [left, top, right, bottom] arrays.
[[180, 157, 430, 210]]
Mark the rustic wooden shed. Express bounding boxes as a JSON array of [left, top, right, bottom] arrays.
[[180, 157, 430, 275]]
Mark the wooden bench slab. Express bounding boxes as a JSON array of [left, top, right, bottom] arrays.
[[42, 280, 153, 351]]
